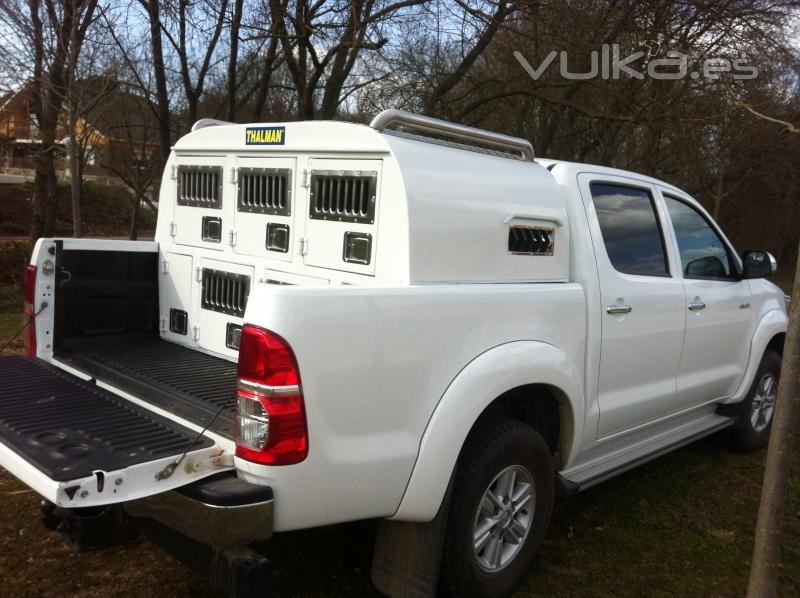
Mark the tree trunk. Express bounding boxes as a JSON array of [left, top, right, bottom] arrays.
[[129, 193, 141, 240], [142, 0, 172, 167], [712, 165, 724, 220], [68, 107, 82, 237], [746, 243, 800, 597], [31, 141, 60, 240], [227, 0, 244, 121], [30, 152, 49, 240]]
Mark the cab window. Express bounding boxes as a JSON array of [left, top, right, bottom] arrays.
[[590, 183, 669, 277], [663, 195, 734, 279]]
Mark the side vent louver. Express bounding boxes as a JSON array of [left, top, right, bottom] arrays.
[[508, 226, 554, 256], [201, 268, 251, 317], [177, 166, 223, 208], [238, 168, 291, 215], [309, 171, 377, 224]]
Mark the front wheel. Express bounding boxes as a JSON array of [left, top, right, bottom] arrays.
[[441, 418, 554, 598], [730, 349, 781, 452]]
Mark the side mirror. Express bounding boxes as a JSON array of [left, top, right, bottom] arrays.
[[742, 250, 777, 279]]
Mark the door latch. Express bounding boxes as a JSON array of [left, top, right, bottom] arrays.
[[606, 303, 633, 315]]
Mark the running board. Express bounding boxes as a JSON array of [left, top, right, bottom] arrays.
[[556, 414, 735, 497]]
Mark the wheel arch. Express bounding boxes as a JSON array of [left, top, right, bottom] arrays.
[[389, 340, 583, 522], [729, 309, 788, 403]]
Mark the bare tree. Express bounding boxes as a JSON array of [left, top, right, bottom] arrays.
[[0, 0, 100, 239], [161, 0, 230, 125], [226, 0, 244, 120], [64, 28, 117, 237], [268, 0, 429, 120], [97, 86, 160, 240], [421, 0, 515, 116]]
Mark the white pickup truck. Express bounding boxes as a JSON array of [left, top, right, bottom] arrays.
[[0, 110, 788, 598]]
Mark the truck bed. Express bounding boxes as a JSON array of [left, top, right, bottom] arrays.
[[56, 338, 238, 438]]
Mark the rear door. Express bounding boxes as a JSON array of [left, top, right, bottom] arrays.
[[302, 158, 381, 276], [172, 155, 230, 251], [579, 174, 686, 438], [195, 257, 254, 359], [233, 156, 298, 262], [0, 356, 226, 508], [659, 191, 752, 409]]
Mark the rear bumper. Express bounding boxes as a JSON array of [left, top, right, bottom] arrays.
[[124, 473, 274, 548]]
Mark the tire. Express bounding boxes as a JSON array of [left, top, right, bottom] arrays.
[[441, 418, 554, 598], [730, 349, 781, 452]]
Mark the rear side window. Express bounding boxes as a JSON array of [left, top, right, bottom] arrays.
[[663, 195, 734, 279], [590, 183, 669, 277]]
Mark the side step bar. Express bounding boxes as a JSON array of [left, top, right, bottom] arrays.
[[557, 414, 735, 497]]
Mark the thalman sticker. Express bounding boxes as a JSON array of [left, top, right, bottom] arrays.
[[245, 126, 286, 145]]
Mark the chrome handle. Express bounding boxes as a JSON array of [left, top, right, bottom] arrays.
[[688, 302, 706, 311], [606, 304, 632, 315]]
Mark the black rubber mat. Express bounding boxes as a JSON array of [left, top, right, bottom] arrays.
[[57, 338, 238, 437], [0, 356, 214, 481]]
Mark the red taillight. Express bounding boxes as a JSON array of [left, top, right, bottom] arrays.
[[23, 265, 36, 356], [235, 325, 308, 465]]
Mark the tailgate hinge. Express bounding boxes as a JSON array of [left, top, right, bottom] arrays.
[[230, 166, 238, 184], [170, 164, 177, 180], [229, 229, 238, 247], [299, 237, 309, 256], [187, 452, 234, 474], [195, 266, 203, 282], [169, 221, 178, 237]]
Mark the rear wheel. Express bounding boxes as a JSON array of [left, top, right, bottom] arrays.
[[441, 418, 554, 598], [731, 349, 781, 452]]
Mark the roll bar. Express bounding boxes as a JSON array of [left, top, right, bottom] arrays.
[[370, 109, 534, 161], [191, 118, 233, 132]]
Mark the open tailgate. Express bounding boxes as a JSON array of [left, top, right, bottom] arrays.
[[0, 356, 231, 508]]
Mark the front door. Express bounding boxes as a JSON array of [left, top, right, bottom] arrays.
[[579, 175, 686, 438], [660, 192, 752, 411]]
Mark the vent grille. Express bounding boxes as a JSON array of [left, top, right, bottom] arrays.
[[508, 226, 554, 256], [177, 166, 223, 208], [201, 268, 250, 317], [238, 168, 291, 215], [309, 171, 377, 224]]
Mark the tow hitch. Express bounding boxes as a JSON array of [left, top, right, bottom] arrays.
[[40, 500, 136, 553]]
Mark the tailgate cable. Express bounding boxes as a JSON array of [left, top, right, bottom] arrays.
[[155, 397, 232, 481], [0, 302, 47, 354]]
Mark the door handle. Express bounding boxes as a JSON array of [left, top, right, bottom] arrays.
[[688, 301, 706, 311], [606, 304, 632, 315]]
